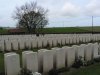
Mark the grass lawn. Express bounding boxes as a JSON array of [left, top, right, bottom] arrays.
[[42, 27, 87, 33], [60, 63, 100, 75], [0, 29, 8, 34], [39, 26, 100, 33], [0, 53, 4, 73]]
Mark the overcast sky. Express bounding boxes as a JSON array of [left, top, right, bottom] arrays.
[[0, 0, 100, 27]]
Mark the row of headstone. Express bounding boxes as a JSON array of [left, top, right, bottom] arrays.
[[1, 34, 100, 51], [4, 42, 100, 75], [0, 34, 100, 39]]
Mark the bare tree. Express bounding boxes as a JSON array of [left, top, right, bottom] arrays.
[[13, 2, 48, 33]]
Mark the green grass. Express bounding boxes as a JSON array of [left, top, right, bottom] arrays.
[[41, 27, 87, 33], [77, 26, 100, 32], [34, 26, 100, 33], [61, 63, 100, 75], [0, 28, 8, 34], [0, 52, 4, 73], [1, 26, 100, 34]]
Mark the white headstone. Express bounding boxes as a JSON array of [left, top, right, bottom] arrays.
[[69, 37, 73, 44], [93, 43, 100, 58], [61, 38, 66, 45], [22, 51, 38, 72], [76, 36, 79, 43], [18, 39, 25, 50], [0, 40, 5, 51], [37, 38, 43, 48], [56, 48, 65, 69], [52, 38, 57, 47], [72, 45, 79, 60], [77, 44, 86, 60], [52, 48, 65, 69], [11, 40, 18, 50], [4, 53, 20, 75], [62, 46, 75, 67], [47, 39, 53, 47], [5, 40, 11, 51], [51, 47, 59, 69], [25, 39, 31, 49], [42, 38, 48, 48], [43, 50, 53, 74], [84, 43, 93, 61], [72, 37, 77, 44], [57, 38, 61, 46], [38, 49, 47, 73], [65, 37, 70, 44], [31, 39, 37, 48]]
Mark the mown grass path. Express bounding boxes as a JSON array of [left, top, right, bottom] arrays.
[[60, 63, 100, 75]]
